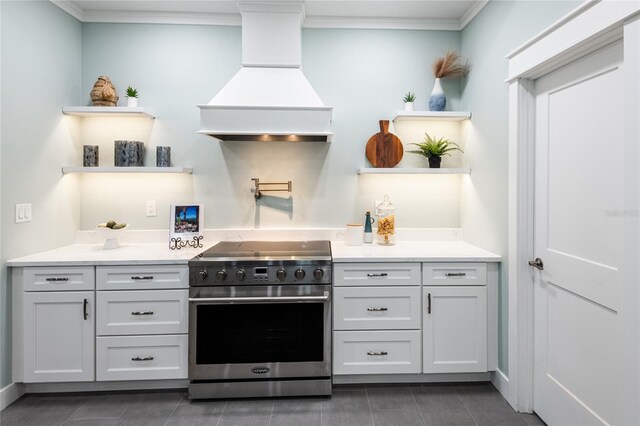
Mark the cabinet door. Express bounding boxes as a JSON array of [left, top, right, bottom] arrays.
[[23, 291, 95, 382], [96, 265, 188, 290], [96, 290, 188, 336], [333, 330, 421, 375], [423, 286, 487, 373], [333, 286, 421, 330], [333, 263, 421, 287]]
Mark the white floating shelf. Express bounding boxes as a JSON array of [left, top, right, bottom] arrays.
[[392, 111, 471, 122], [357, 167, 471, 175], [62, 106, 156, 119], [62, 166, 192, 174]]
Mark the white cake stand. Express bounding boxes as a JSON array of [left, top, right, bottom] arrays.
[[95, 224, 128, 250]]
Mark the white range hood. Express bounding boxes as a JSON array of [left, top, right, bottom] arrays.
[[198, 1, 333, 142]]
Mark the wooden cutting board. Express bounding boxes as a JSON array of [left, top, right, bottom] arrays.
[[365, 120, 404, 168]]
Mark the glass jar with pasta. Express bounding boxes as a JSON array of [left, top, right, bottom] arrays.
[[375, 195, 395, 245]]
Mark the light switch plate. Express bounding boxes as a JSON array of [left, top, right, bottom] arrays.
[[15, 203, 32, 223]]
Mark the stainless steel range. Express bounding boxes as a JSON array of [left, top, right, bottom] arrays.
[[188, 240, 332, 399]]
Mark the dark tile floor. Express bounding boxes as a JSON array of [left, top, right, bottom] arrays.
[[0, 383, 546, 426]]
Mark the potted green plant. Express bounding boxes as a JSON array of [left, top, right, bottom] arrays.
[[403, 92, 416, 112], [408, 132, 463, 168], [125, 86, 139, 107]]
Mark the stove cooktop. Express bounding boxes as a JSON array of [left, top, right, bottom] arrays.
[[195, 240, 332, 261]]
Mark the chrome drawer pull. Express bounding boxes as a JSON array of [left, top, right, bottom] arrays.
[[131, 356, 154, 361], [367, 307, 388, 312], [131, 276, 154, 280], [445, 272, 466, 277], [45, 277, 69, 282], [131, 311, 154, 316], [367, 351, 388, 356], [366, 273, 388, 278]]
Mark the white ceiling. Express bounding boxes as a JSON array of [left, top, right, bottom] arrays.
[[52, 0, 489, 30]]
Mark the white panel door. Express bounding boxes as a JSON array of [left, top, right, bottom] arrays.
[[423, 286, 487, 373], [23, 291, 95, 382], [533, 41, 623, 425]]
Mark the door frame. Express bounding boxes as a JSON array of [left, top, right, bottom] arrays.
[[506, 2, 640, 423]]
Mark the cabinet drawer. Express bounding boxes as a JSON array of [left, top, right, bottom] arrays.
[[423, 263, 487, 286], [333, 330, 421, 375], [333, 263, 421, 287], [23, 267, 95, 292], [334, 287, 421, 330], [96, 290, 188, 336], [97, 265, 188, 290], [96, 335, 187, 381]]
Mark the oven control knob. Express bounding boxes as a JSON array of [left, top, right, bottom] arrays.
[[295, 269, 305, 280], [313, 268, 324, 280], [197, 270, 208, 281], [276, 269, 287, 281], [216, 270, 227, 281], [236, 269, 246, 281]]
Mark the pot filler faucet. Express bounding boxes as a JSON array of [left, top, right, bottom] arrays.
[[251, 178, 292, 200]]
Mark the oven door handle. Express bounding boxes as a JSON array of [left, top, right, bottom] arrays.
[[189, 291, 330, 304]]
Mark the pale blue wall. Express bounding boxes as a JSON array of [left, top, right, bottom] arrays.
[[78, 24, 464, 230], [0, 1, 82, 388], [460, 0, 582, 375]]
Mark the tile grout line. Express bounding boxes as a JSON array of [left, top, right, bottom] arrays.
[[410, 386, 429, 426], [162, 394, 184, 426], [64, 400, 83, 424], [215, 401, 227, 426], [267, 399, 275, 426], [364, 385, 375, 426], [455, 388, 479, 426]]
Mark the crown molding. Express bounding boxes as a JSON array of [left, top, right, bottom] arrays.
[[50, 0, 84, 21], [459, 0, 489, 29], [50, 0, 489, 31], [304, 15, 461, 31], [81, 10, 241, 26]]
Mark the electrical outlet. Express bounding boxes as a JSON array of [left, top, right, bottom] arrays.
[[15, 203, 32, 223], [146, 201, 157, 217]]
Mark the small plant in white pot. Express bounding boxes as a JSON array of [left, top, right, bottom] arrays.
[[126, 86, 138, 107], [403, 92, 416, 112]]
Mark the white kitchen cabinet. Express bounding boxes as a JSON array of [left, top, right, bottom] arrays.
[[22, 291, 95, 382], [333, 330, 421, 375], [96, 334, 188, 381], [96, 265, 188, 290], [96, 289, 188, 336], [333, 286, 421, 330], [333, 262, 421, 287], [95, 265, 189, 381], [423, 286, 487, 373], [332, 262, 422, 376], [423, 263, 487, 286], [23, 266, 94, 292]]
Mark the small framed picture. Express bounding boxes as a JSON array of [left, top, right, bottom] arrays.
[[170, 204, 203, 239]]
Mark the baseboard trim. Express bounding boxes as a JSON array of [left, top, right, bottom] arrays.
[[1, 383, 26, 411], [333, 372, 491, 385], [24, 379, 188, 394], [491, 369, 514, 408]]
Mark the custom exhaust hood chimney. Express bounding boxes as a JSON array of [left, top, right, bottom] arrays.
[[198, 1, 333, 142]]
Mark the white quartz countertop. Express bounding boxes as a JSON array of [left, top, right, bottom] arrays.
[[6, 243, 215, 267], [7, 239, 500, 267], [330, 240, 501, 262]]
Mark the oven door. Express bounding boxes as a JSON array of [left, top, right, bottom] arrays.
[[189, 285, 331, 381]]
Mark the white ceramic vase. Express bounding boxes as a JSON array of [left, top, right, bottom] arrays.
[[126, 97, 138, 108], [404, 102, 414, 112], [428, 78, 446, 111]]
